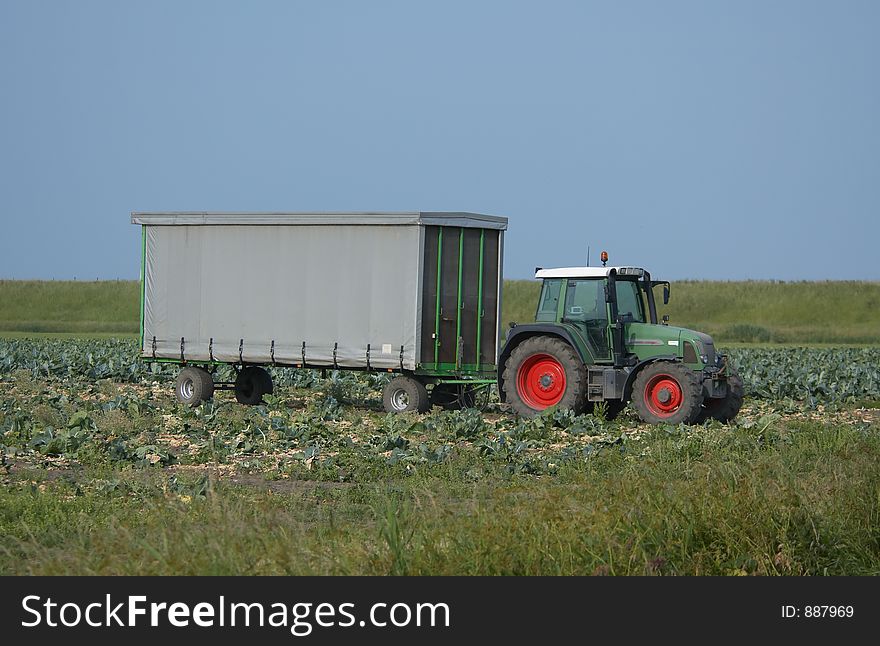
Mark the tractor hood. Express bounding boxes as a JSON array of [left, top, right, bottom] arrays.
[[682, 329, 717, 365], [625, 324, 717, 366]]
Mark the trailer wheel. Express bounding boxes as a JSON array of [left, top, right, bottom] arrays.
[[502, 336, 586, 417], [383, 376, 429, 413], [256, 367, 274, 396], [631, 361, 703, 425], [175, 367, 214, 407], [235, 366, 273, 405], [696, 370, 744, 423]]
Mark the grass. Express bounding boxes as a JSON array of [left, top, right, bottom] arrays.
[[0, 331, 139, 340], [2, 418, 878, 575], [0, 280, 139, 335]]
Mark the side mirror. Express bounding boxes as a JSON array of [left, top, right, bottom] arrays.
[[663, 284, 670, 305], [662, 314, 670, 325]]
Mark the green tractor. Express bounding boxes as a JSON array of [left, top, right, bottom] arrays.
[[498, 262, 744, 424]]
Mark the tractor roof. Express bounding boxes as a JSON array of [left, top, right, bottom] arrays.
[[534, 266, 647, 279]]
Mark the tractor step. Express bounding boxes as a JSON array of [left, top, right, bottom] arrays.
[[588, 368, 605, 401], [588, 367, 626, 402]]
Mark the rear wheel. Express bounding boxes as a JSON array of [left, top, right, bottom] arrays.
[[502, 336, 586, 417], [697, 370, 744, 423], [383, 376, 429, 413], [175, 367, 214, 407], [631, 362, 703, 425], [235, 366, 273, 405]]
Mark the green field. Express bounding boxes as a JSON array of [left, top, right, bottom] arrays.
[[2, 280, 879, 576], [0, 340, 880, 575], [1, 338, 879, 575], [2, 279, 879, 344]]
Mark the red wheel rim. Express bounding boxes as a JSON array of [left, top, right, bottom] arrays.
[[643, 373, 684, 417], [516, 353, 567, 410]]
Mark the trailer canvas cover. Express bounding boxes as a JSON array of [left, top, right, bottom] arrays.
[[134, 212, 507, 372]]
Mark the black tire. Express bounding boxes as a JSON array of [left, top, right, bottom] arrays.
[[696, 371, 745, 423], [502, 336, 586, 417], [430, 383, 478, 410], [235, 366, 273, 405], [631, 361, 703, 425], [175, 367, 214, 407], [382, 376, 429, 413], [256, 367, 274, 396]]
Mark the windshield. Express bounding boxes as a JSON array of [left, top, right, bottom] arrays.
[[615, 279, 646, 323]]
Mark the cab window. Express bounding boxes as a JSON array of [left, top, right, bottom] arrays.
[[536, 279, 562, 322], [615, 280, 646, 323], [563, 279, 610, 357]]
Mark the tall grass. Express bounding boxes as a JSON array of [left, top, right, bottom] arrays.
[[662, 280, 880, 344], [2, 419, 878, 575], [0, 280, 139, 334]]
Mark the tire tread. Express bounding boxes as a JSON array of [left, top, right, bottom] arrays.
[[631, 361, 703, 425], [501, 336, 586, 417]]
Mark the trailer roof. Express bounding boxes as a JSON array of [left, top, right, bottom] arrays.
[[535, 266, 648, 279], [131, 211, 508, 230]]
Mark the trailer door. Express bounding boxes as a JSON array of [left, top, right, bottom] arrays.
[[420, 226, 500, 372]]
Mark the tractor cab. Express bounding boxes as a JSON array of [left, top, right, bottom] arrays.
[[533, 265, 668, 365], [498, 256, 743, 425]]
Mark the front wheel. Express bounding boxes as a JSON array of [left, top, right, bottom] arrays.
[[631, 362, 703, 425], [502, 336, 586, 417]]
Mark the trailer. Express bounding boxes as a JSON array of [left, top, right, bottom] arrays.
[[133, 211, 507, 412]]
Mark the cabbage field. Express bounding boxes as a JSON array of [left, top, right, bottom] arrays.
[[2, 338, 879, 403], [1, 338, 878, 481], [1, 337, 879, 575]]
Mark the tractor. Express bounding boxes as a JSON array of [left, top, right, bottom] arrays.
[[498, 260, 744, 424]]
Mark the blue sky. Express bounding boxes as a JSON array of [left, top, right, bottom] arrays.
[[1, 0, 877, 280]]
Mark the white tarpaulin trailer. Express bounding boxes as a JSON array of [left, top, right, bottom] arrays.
[[134, 212, 507, 377]]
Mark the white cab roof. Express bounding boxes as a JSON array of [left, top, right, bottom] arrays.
[[534, 266, 647, 279]]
